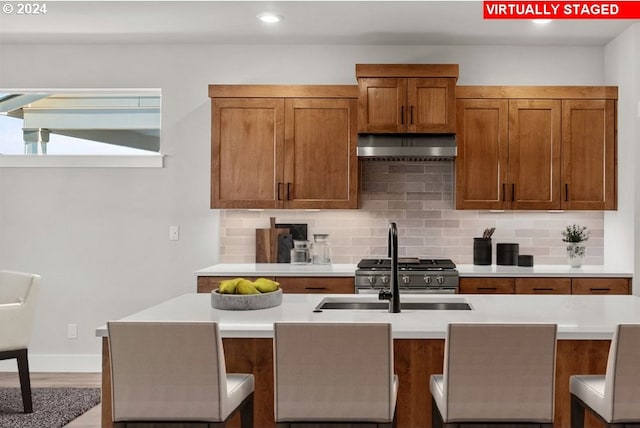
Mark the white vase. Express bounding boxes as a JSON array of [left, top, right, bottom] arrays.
[[567, 242, 586, 267]]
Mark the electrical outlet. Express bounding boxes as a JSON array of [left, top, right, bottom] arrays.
[[169, 225, 180, 241], [67, 323, 78, 339]]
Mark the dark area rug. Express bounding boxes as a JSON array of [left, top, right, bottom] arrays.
[[0, 387, 101, 428]]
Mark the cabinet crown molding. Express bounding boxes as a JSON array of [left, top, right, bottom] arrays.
[[356, 64, 459, 79], [456, 86, 618, 99], [208, 85, 358, 99]]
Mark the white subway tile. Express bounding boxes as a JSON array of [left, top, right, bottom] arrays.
[[216, 164, 604, 265]]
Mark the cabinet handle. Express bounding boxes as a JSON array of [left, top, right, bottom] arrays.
[[533, 288, 554, 292], [512, 183, 515, 202], [478, 287, 497, 291], [286, 183, 292, 200], [305, 287, 327, 291], [400, 106, 405, 125], [410, 106, 414, 124], [565, 184, 569, 202], [502, 184, 506, 202], [590, 288, 611, 293], [277, 182, 283, 200]]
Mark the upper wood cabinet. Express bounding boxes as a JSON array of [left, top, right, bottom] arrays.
[[455, 98, 509, 210], [209, 85, 359, 209], [561, 99, 616, 210], [356, 64, 458, 134], [456, 86, 617, 211], [456, 98, 561, 210]]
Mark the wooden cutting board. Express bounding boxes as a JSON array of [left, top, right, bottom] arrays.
[[255, 217, 290, 263], [255, 228, 271, 263]]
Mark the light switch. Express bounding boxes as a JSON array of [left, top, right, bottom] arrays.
[[67, 323, 78, 339], [169, 225, 180, 241]]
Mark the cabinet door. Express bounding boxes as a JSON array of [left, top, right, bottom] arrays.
[[459, 278, 515, 294], [561, 99, 616, 210], [283, 98, 358, 209], [211, 98, 284, 208], [515, 278, 571, 294], [456, 99, 509, 209], [407, 78, 456, 133], [572, 278, 629, 295], [508, 100, 562, 210], [357, 77, 407, 133], [276, 277, 355, 294]]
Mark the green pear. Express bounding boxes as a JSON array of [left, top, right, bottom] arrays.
[[236, 279, 260, 295], [219, 278, 243, 294], [254, 278, 280, 293]]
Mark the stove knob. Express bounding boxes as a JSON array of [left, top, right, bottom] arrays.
[[367, 275, 377, 286], [436, 275, 445, 285], [424, 275, 432, 285], [381, 275, 389, 286], [401, 275, 411, 285]]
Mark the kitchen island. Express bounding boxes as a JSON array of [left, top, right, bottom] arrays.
[[97, 293, 640, 428]]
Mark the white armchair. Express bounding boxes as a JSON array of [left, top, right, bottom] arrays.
[[0, 270, 41, 413]]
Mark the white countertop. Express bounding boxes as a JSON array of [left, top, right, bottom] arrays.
[[195, 263, 357, 277], [195, 263, 632, 278], [96, 293, 640, 340], [456, 264, 633, 277]]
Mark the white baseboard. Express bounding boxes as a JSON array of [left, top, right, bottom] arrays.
[[0, 354, 101, 373]]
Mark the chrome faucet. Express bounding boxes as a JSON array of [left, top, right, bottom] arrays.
[[379, 222, 401, 313]]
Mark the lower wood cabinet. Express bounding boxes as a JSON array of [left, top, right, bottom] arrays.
[[459, 277, 515, 294], [571, 278, 630, 295], [275, 277, 354, 294], [460, 277, 630, 295], [516, 278, 571, 294], [197, 276, 354, 294]]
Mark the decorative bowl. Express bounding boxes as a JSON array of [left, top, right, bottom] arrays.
[[211, 288, 283, 311]]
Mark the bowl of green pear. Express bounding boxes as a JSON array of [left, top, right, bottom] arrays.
[[211, 278, 282, 310]]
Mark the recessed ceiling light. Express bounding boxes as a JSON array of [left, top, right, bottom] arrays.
[[532, 19, 552, 24], [257, 13, 283, 24]]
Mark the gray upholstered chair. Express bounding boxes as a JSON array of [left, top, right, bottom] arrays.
[[0, 270, 41, 413], [430, 323, 557, 428], [273, 322, 398, 428], [570, 324, 640, 428], [107, 321, 254, 428]]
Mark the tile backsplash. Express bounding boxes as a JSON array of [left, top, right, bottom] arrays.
[[219, 162, 604, 265]]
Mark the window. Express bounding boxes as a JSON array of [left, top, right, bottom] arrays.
[[0, 89, 163, 167]]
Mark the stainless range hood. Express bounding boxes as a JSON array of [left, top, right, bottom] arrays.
[[357, 134, 456, 161]]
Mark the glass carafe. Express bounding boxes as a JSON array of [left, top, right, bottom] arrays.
[[290, 240, 311, 264], [311, 234, 332, 264]]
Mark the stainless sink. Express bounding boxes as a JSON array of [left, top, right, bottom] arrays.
[[315, 297, 472, 311]]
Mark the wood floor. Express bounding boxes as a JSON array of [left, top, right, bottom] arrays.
[[0, 372, 102, 428]]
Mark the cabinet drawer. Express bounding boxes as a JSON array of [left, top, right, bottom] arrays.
[[276, 277, 354, 294], [196, 276, 275, 293], [515, 278, 571, 294], [571, 278, 630, 295], [459, 278, 515, 294]]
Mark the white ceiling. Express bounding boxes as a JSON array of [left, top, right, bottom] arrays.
[[0, 1, 636, 46]]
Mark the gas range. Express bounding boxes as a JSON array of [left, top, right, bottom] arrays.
[[355, 257, 459, 294]]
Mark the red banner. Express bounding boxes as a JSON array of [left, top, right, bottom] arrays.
[[484, 1, 640, 19]]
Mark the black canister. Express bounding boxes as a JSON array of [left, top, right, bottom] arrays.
[[518, 255, 534, 267], [496, 243, 519, 265], [473, 238, 492, 265]]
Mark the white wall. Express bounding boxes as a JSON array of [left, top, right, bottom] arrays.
[[604, 24, 640, 296], [0, 43, 612, 370]]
